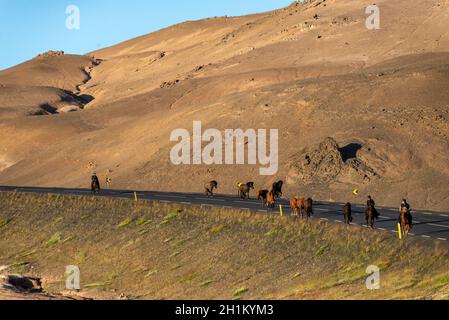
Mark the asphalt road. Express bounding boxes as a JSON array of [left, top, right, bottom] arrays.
[[1, 186, 449, 243]]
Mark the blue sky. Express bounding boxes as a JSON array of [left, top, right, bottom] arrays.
[[0, 0, 292, 70]]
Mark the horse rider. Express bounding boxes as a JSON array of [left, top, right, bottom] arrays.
[[367, 195, 379, 218], [399, 199, 412, 224], [92, 173, 100, 190]]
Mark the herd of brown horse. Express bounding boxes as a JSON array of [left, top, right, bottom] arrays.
[[90, 173, 412, 234], [206, 180, 314, 220], [204, 180, 414, 234], [205, 180, 285, 209], [290, 197, 314, 220], [91, 176, 412, 234]]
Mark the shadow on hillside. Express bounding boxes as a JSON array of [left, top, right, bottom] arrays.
[[77, 94, 95, 105], [339, 143, 362, 162]]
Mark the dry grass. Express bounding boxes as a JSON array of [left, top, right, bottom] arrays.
[[1, 192, 449, 300]]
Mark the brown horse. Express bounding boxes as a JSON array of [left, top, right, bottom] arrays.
[[366, 204, 377, 229], [204, 180, 218, 197], [290, 197, 297, 216], [238, 182, 255, 199], [236, 182, 244, 197], [304, 198, 313, 219], [343, 203, 352, 225], [290, 197, 302, 217], [400, 206, 412, 237], [290, 197, 305, 218], [257, 190, 269, 208], [266, 191, 276, 209], [272, 181, 284, 199]]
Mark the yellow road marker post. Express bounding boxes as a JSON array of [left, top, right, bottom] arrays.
[[280, 205, 283, 217], [106, 177, 112, 189], [397, 223, 403, 240], [134, 192, 138, 202]]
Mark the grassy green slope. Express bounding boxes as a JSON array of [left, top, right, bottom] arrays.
[[0, 192, 449, 300]]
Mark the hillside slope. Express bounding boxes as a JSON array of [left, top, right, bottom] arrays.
[[0, 0, 449, 210], [1, 192, 449, 300], [0, 52, 97, 119]]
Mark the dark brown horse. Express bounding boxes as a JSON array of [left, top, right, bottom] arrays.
[[366, 204, 377, 229], [343, 203, 352, 225], [304, 198, 313, 219], [271, 180, 284, 199], [204, 180, 218, 197], [238, 182, 255, 199], [257, 190, 269, 208], [91, 175, 100, 195]]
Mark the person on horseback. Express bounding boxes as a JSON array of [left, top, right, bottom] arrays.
[[367, 195, 379, 219], [400, 199, 410, 212], [92, 173, 100, 190], [399, 199, 412, 225]]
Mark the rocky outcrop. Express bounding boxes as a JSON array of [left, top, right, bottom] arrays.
[[36, 50, 65, 58], [287, 137, 378, 185], [160, 79, 180, 88], [0, 273, 94, 300], [0, 274, 43, 293]]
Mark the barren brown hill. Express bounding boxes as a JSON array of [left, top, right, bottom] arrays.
[[0, 52, 95, 91], [0, 0, 449, 210], [0, 52, 98, 119]]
